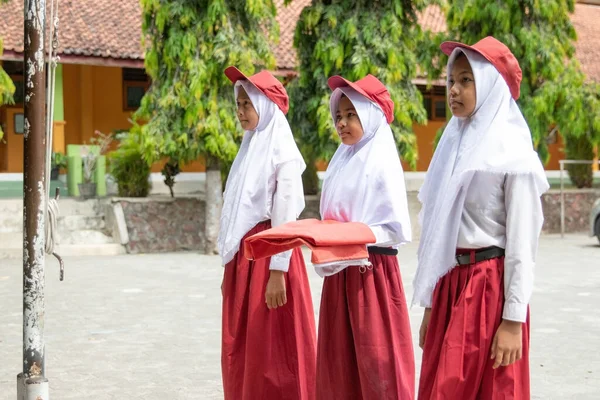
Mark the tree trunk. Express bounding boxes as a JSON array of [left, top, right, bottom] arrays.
[[204, 156, 222, 254], [161, 161, 180, 198]]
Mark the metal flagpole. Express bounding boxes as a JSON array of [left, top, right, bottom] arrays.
[[18, 0, 49, 398]]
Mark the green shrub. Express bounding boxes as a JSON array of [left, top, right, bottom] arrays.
[[565, 134, 594, 189], [109, 128, 151, 197]]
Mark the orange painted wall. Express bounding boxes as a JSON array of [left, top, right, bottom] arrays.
[[63, 64, 132, 147], [62, 64, 205, 172], [62, 64, 82, 146], [3, 108, 25, 172], [412, 120, 446, 171], [150, 159, 206, 173], [91, 65, 132, 144], [546, 133, 566, 170], [544, 133, 599, 172], [410, 121, 568, 172]]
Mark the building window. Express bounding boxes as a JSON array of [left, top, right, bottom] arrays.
[[14, 113, 24, 134], [12, 80, 24, 105], [423, 97, 433, 120], [434, 98, 447, 120], [419, 85, 447, 121], [122, 68, 150, 111], [1, 61, 53, 106]]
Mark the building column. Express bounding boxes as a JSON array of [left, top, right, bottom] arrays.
[[52, 64, 66, 154], [79, 65, 94, 143]]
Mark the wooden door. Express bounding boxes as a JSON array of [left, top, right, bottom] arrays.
[[3, 107, 25, 173]]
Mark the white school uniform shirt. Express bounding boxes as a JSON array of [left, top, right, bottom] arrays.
[[268, 163, 304, 271], [457, 172, 543, 322]]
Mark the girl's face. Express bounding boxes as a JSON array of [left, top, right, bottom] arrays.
[[236, 87, 259, 130], [448, 54, 477, 118], [335, 95, 364, 145]]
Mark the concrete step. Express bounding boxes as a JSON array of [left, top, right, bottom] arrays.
[[2, 217, 110, 243], [58, 230, 115, 245], [0, 198, 109, 231], [0, 243, 126, 259], [2, 230, 118, 248], [0, 198, 120, 258], [56, 243, 126, 257], [56, 198, 108, 217], [58, 215, 106, 232]]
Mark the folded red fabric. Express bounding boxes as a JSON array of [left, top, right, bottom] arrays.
[[243, 219, 376, 264]]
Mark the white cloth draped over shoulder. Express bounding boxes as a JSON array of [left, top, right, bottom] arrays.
[[217, 80, 306, 270], [412, 48, 549, 308]]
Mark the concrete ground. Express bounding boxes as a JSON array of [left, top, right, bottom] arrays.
[[0, 234, 598, 399]]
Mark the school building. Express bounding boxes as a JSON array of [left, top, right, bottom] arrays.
[[1, 0, 599, 176]]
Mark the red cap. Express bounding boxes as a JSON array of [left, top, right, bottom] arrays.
[[440, 36, 522, 100], [327, 74, 395, 124], [224, 66, 289, 114]]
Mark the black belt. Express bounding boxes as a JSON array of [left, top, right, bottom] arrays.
[[368, 246, 398, 256], [455, 246, 505, 266]]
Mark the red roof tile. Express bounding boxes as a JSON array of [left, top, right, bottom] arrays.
[[0, 0, 143, 62], [0, 1, 597, 82], [572, 3, 600, 82], [417, 4, 447, 33], [273, 0, 310, 70]]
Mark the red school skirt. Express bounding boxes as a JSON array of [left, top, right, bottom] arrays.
[[221, 221, 317, 400], [418, 255, 530, 400], [316, 250, 415, 400]]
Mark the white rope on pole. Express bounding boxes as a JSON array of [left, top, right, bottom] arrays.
[[45, 0, 57, 197], [44, 192, 59, 253], [44, 0, 64, 280]]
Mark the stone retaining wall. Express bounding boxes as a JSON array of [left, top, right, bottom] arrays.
[[541, 189, 600, 234], [110, 189, 599, 253], [114, 197, 205, 254]]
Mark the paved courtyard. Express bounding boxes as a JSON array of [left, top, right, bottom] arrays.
[[0, 234, 599, 399]]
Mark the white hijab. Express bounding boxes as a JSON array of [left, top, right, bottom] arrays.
[[412, 48, 549, 307], [318, 87, 412, 268], [217, 80, 306, 265]]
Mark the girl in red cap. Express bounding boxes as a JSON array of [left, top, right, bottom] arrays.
[[414, 37, 549, 399], [219, 67, 317, 400], [315, 74, 415, 399]]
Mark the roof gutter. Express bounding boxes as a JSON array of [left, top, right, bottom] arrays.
[[1, 50, 145, 68]]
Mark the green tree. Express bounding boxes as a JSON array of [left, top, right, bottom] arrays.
[[559, 80, 600, 188], [445, 0, 600, 177], [287, 0, 440, 194], [0, 13, 16, 141], [137, 0, 279, 253]]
